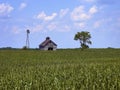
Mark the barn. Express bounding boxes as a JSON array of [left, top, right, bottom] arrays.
[[39, 37, 57, 50]]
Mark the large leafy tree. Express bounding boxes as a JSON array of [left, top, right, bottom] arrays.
[[74, 31, 92, 49]]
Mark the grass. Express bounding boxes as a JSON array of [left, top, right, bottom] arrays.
[[0, 49, 120, 90]]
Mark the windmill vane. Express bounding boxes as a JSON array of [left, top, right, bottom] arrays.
[[27, 30, 30, 33]]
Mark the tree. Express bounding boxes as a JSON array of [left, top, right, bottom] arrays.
[[22, 46, 27, 50], [74, 31, 92, 50]]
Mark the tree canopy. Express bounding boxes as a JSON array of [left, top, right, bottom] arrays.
[[74, 31, 92, 50]]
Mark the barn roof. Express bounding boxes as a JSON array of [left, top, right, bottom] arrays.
[[39, 37, 57, 47]]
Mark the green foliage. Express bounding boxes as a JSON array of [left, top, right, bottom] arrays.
[[74, 31, 92, 49], [22, 46, 28, 50], [0, 49, 120, 89]]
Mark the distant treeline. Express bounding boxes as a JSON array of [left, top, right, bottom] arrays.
[[0, 47, 18, 50], [0, 47, 38, 50]]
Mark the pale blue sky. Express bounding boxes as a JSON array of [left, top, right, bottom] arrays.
[[0, 0, 120, 48]]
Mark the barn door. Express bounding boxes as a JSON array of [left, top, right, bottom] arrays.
[[48, 47, 53, 50]]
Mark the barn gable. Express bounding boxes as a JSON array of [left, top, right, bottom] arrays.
[[39, 37, 57, 50]]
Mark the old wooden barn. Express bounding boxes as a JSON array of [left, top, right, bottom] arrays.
[[39, 37, 57, 50]]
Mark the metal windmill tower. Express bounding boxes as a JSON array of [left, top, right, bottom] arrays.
[[26, 29, 30, 48]]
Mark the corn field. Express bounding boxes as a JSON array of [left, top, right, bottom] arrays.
[[0, 49, 120, 90]]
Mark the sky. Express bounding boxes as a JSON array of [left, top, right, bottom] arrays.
[[0, 0, 120, 49]]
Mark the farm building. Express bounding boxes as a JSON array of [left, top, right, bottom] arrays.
[[39, 37, 57, 50]]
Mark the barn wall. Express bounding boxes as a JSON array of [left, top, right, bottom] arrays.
[[53, 46, 57, 51]]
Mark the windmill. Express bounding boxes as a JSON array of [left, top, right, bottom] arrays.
[[26, 29, 30, 48]]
